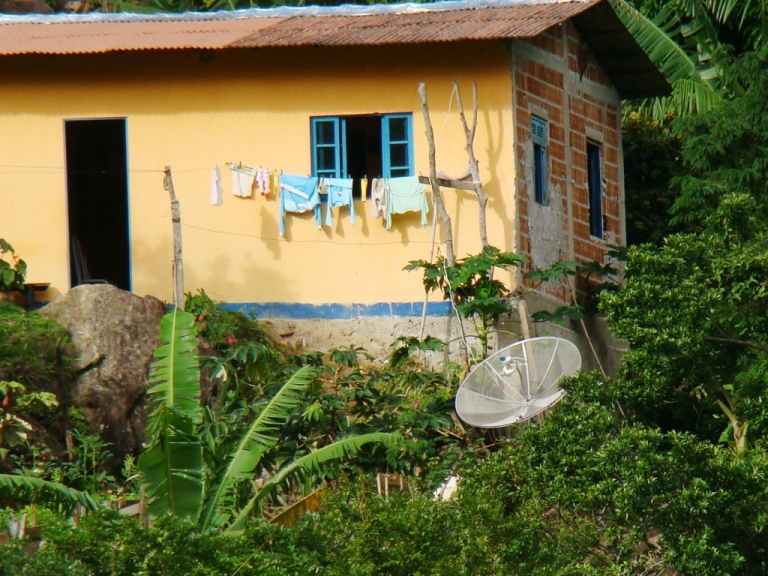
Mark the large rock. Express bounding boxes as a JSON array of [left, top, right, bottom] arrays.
[[40, 285, 166, 467]]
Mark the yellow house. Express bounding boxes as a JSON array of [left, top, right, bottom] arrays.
[[0, 0, 666, 353]]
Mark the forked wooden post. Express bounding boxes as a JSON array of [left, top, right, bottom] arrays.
[[454, 80, 489, 247], [164, 166, 184, 310]]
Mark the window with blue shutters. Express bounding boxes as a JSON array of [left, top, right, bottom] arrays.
[[587, 140, 603, 238], [311, 113, 414, 199], [531, 115, 548, 206]]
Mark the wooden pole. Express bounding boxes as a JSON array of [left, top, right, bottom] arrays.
[[517, 299, 532, 341], [454, 81, 489, 247], [418, 83, 456, 267], [164, 166, 184, 310]]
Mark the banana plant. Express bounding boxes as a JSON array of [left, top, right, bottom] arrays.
[[141, 308, 398, 531]]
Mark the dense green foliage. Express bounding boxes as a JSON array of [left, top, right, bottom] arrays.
[[0, 302, 79, 476], [0, 510, 328, 575], [312, 382, 768, 574], [670, 48, 768, 230], [6, 381, 768, 575], [0, 303, 76, 395], [622, 113, 685, 245]]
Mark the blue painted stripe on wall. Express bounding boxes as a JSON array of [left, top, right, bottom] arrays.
[[223, 301, 453, 320]]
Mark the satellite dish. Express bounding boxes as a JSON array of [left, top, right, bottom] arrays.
[[455, 337, 581, 428]]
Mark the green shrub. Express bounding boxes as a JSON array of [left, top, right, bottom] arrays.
[[0, 240, 26, 292], [0, 303, 77, 392], [0, 509, 329, 576]]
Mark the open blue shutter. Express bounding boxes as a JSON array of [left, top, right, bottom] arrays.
[[382, 114, 413, 178], [587, 141, 602, 238], [311, 117, 345, 178]]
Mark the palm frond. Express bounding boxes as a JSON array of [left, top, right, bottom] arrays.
[[634, 76, 723, 119], [0, 474, 100, 511], [199, 365, 317, 531], [138, 308, 203, 521], [226, 432, 399, 532]]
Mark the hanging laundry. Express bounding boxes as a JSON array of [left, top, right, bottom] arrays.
[[270, 170, 280, 197], [210, 165, 223, 206], [360, 177, 368, 202], [255, 167, 270, 196], [371, 177, 388, 219], [385, 176, 429, 230], [229, 163, 256, 198], [324, 178, 355, 227], [279, 173, 322, 236]]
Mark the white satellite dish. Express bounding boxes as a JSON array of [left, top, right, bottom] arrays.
[[455, 337, 581, 428]]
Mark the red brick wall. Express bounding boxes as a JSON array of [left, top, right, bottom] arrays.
[[514, 22, 623, 301]]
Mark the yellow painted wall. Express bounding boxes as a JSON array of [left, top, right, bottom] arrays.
[[0, 41, 516, 306]]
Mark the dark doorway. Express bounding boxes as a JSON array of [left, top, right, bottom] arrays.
[[65, 119, 131, 290]]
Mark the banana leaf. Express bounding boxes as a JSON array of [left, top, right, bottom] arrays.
[[139, 308, 203, 521]]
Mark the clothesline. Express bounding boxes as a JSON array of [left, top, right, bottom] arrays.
[[181, 220, 442, 246]]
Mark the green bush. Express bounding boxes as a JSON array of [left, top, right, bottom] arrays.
[[0, 240, 26, 292], [0, 303, 78, 473], [0, 509, 329, 576], [0, 303, 77, 391]]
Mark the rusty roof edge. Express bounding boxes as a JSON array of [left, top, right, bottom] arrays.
[[0, 0, 593, 24]]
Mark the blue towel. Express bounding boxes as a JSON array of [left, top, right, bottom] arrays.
[[279, 174, 321, 236]]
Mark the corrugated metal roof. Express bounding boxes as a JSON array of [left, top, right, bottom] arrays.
[[0, 0, 669, 98], [0, 0, 596, 54], [0, 16, 285, 54], [232, 3, 595, 48]]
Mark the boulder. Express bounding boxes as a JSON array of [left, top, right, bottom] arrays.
[[40, 285, 166, 468]]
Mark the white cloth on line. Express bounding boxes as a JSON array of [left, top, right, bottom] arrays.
[[210, 166, 223, 206]]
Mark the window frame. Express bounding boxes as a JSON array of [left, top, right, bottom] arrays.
[[531, 115, 548, 206], [587, 139, 603, 239], [310, 113, 414, 181]]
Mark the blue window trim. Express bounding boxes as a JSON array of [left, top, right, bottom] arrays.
[[587, 140, 603, 238], [311, 117, 346, 179], [382, 114, 413, 178], [311, 113, 413, 180], [531, 115, 547, 206]]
